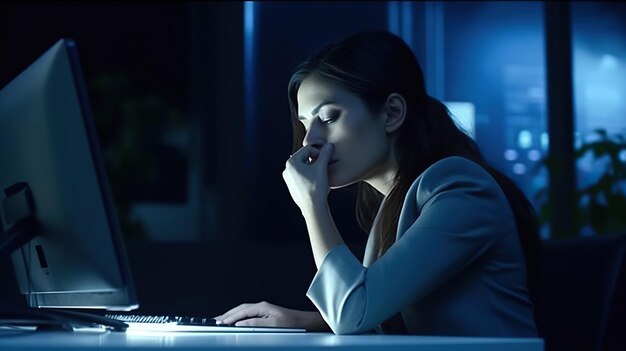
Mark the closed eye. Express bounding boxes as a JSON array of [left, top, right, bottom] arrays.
[[320, 111, 340, 124]]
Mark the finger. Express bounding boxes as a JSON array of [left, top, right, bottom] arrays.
[[290, 145, 312, 163], [307, 147, 321, 164], [215, 303, 252, 323], [317, 143, 333, 165], [220, 304, 265, 325], [235, 317, 281, 328]]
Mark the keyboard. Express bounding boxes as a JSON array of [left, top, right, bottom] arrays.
[[104, 314, 307, 333], [105, 314, 228, 326]]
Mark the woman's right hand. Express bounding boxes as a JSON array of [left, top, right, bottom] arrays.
[[283, 143, 334, 214], [213, 301, 330, 331]]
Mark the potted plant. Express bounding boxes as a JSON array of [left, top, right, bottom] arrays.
[[534, 129, 626, 238]]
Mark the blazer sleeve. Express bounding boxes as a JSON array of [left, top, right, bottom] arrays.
[[306, 157, 512, 334]]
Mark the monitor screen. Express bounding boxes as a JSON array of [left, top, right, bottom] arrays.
[[0, 39, 138, 311]]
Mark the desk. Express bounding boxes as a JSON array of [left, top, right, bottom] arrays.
[[0, 329, 543, 351]]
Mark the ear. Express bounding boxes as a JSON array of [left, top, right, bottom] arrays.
[[383, 93, 406, 133]]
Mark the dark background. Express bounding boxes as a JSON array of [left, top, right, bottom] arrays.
[[0, 1, 383, 317]]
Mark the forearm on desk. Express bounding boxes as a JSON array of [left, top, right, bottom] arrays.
[[300, 311, 331, 332]]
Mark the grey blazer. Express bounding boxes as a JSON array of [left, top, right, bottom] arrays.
[[307, 156, 538, 336]]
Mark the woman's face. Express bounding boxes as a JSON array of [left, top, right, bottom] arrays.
[[296, 76, 394, 189]]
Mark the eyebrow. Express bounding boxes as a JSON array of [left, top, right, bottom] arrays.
[[298, 101, 335, 121]]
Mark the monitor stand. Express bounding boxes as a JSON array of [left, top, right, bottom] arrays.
[[1, 182, 42, 258], [0, 182, 128, 332], [0, 302, 128, 332]]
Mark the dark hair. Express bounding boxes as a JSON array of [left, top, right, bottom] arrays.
[[287, 31, 540, 300]]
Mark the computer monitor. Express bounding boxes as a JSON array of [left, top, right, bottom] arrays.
[[0, 38, 138, 311]]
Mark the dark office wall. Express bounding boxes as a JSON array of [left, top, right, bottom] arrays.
[[0, 1, 389, 247], [0, 3, 188, 117], [0, 2, 194, 242], [0, 1, 241, 313], [243, 1, 389, 250], [124, 239, 321, 316], [0, 1, 384, 314]]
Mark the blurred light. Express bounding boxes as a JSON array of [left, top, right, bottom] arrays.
[[387, 2, 400, 36], [528, 149, 542, 161], [574, 132, 582, 149], [527, 86, 545, 100], [401, 2, 413, 47], [585, 86, 621, 102], [513, 163, 527, 175], [244, 1, 255, 36], [599, 54, 619, 70], [578, 152, 596, 172], [518, 130, 533, 149], [620, 150, 626, 162], [244, 1, 257, 165], [584, 132, 602, 144], [541, 132, 549, 151], [444, 101, 475, 139], [504, 149, 518, 161]]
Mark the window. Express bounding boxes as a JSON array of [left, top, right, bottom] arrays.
[[572, 2, 626, 236]]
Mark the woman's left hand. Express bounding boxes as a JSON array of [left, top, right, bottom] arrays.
[[213, 301, 314, 329], [282, 143, 334, 214]]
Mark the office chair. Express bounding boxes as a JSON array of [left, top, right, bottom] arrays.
[[535, 233, 626, 351]]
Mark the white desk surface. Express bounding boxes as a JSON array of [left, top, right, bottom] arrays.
[[0, 329, 544, 351]]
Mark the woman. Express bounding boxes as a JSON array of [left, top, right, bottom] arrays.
[[214, 31, 540, 336]]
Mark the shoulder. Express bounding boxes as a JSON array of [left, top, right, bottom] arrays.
[[421, 156, 492, 183], [405, 156, 506, 211], [396, 157, 514, 242]]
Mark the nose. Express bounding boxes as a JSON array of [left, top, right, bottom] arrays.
[[302, 121, 326, 148]]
